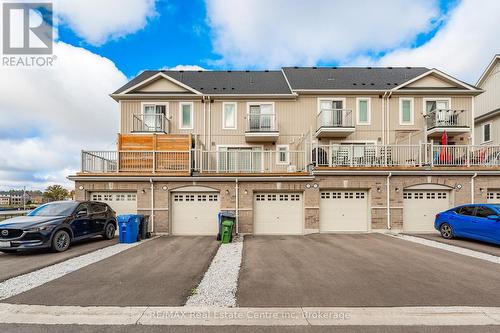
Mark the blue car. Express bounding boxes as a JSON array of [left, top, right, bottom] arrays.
[[434, 204, 500, 245]]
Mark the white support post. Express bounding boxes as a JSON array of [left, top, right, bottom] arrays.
[[152, 151, 156, 174]]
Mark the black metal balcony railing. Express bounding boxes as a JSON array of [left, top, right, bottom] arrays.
[[246, 114, 278, 132], [132, 113, 169, 133], [316, 109, 354, 129], [426, 109, 467, 130]]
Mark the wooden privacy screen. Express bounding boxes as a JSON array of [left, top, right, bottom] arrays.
[[118, 134, 192, 151], [117, 134, 192, 173]]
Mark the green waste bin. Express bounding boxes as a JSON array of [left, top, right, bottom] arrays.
[[221, 220, 234, 244]]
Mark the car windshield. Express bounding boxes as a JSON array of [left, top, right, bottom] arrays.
[[492, 204, 500, 213], [28, 202, 79, 217]]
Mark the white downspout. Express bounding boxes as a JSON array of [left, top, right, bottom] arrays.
[[381, 92, 387, 145], [387, 91, 393, 144], [386, 172, 392, 230], [471, 173, 477, 204], [235, 178, 239, 234], [149, 178, 154, 233], [471, 97, 475, 145], [208, 97, 212, 151], [203, 96, 206, 148]]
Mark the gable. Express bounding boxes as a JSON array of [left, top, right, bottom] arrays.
[[134, 77, 191, 93], [405, 74, 459, 88]]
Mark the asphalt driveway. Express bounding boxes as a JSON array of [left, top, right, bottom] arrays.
[[237, 234, 500, 307], [4, 236, 219, 306], [412, 233, 500, 257], [0, 236, 118, 282]]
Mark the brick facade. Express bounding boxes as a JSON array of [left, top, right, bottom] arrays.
[[75, 173, 498, 235]]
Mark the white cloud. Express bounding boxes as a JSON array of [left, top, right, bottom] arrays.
[[0, 42, 127, 190], [166, 65, 207, 71], [368, 0, 500, 83], [56, 0, 157, 45], [206, 0, 441, 68]]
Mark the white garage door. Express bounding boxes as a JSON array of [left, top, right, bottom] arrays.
[[487, 191, 500, 204], [90, 192, 137, 216], [171, 192, 220, 235], [320, 191, 369, 232], [403, 190, 451, 233], [254, 193, 303, 235]]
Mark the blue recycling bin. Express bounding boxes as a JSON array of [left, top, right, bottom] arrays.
[[118, 214, 141, 243]]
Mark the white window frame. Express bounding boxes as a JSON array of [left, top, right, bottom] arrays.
[[179, 102, 194, 130], [276, 144, 290, 165], [222, 102, 237, 130], [216, 144, 264, 173], [482, 122, 492, 144], [399, 97, 414, 126], [356, 97, 371, 125], [141, 102, 169, 116], [317, 97, 346, 114]]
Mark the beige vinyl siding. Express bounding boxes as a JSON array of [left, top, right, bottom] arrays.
[[120, 100, 204, 136], [119, 94, 474, 148], [387, 95, 473, 144], [475, 116, 500, 145], [476, 61, 500, 118]]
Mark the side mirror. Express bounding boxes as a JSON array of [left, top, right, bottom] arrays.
[[487, 215, 500, 221], [76, 209, 88, 218]]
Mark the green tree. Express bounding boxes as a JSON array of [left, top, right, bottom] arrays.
[[43, 185, 70, 202]]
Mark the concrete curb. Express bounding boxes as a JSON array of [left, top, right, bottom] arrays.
[[1, 304, 500, 326], [387, 233, 500, 264]]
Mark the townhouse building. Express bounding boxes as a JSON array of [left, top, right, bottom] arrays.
[[475, 55, 500, 146], [69, 67, 500, 235], [0, 194, 10, 206]]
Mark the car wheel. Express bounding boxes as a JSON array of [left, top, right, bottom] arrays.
[[103, 223, 116, 240], [52, 230, 71, 252], [440, 223, 453, 239]]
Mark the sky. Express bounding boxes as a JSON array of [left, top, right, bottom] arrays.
[[0, 0, 499, 191]]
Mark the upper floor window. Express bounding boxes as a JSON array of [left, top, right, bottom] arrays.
[[483, 123, 491, 143], [356, 98, 371, 125], [399, 98, 414, 125], [141, 103, 168, 132], [248, 102, 275, 131], [223, 102, 237, 130], [179, 102, 193, 129], [276, 145, 289, 165]]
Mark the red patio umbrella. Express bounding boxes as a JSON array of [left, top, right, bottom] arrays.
[[439, 131, 449, 163]]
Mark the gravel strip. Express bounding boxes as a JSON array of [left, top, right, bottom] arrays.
[[185, 236, 243, 308], [390, 234, 500, 264], [0, 239, 154, 300]]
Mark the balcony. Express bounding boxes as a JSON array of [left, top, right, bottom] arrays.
[[312, 144, 500, 168], [245, 114, 279, 142], [426, 109, 469, 138], [132, 113, 169, 133], [81, 150, 190, 174], [79, 144, 500, 175], [197, 149, 308, 174], [315, 109, 355, 138]]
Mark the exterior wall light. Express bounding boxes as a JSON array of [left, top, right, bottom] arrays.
[[78, 185, 84, 190], [306, 184, 311, 189]]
